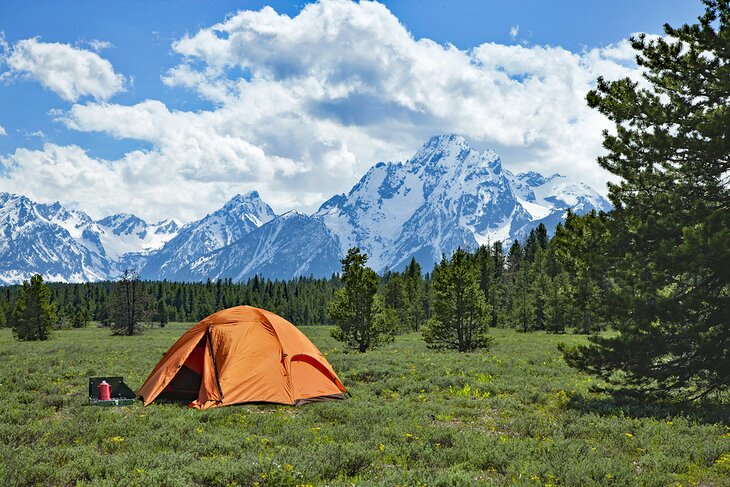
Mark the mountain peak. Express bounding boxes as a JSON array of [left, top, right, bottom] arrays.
[[224, 191, 263, 207], [98, 212, 146, 230], [418, 134, 469, 155], [222, 191, 275, 220], [153, 218, 181, 234], [408, 134, 502, 177]]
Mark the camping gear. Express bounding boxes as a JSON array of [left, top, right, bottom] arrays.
[[88, 377, 136, 406], [138, 305, 347, 409], [98, 380, 111, 400]]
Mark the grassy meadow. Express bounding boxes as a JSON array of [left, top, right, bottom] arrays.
[[0, 323, 728, 486]]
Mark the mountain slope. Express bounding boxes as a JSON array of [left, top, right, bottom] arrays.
[[0, 193, 111, 284], [97, 213, 180, 260], [175, 211, 341, 282], [140, 191, 276, 280]]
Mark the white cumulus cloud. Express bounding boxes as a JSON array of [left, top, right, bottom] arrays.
[[0, 0, 648, 222], [6, 38, 125, 102], [0, 125, 6, 136]]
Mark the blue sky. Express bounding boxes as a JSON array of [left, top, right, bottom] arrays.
[[0, 0, 705, 221]]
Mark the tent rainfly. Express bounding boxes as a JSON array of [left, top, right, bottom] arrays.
[[137, 306, 347, 409]]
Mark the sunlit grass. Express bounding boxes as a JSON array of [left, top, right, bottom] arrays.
[[0, 324, 727, 486]]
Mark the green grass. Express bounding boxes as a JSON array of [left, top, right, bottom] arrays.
[[0, 324, 728, 486]]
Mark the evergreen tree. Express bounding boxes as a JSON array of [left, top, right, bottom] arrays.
[[530, 246, 550, 331], [507, 240, 523, 271], [561, 1, 730, 398], [552, 210, 609, 334], [71, 306, 91, 328], [383, 274, 405, 316], [489, 242, 506, 327], [545, 270, 571, 334], [155, 299, 168, 327], [509, 253, 536, 332], [423, 249, 494, 351], [403, 257, 426, 330], [329, 248, 396, 352], [11, 274, 57, 341], [535, 223, 549, 250], [524, 229, 539, 262], [110, 270, 148, 336]]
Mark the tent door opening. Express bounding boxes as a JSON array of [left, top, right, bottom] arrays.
[[158, 337, 206, 402]]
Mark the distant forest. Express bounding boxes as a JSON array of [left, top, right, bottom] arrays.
[[0, 218, 604, 334]]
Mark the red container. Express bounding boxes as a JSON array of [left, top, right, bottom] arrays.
[[98, 380, 111, 401]]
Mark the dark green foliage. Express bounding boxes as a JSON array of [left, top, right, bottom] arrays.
[[563, 1, 730, 398], [523, 224, 548, 263], [0, 274, 342, 329], [489, 242, 507, 328], [154, 298, 168, 328], [423, 249, 494, 351], [381, 258, 426, 332], [71, 306, 91, 328], [551, 210, 609, 334], [545, 270, 571, 334], [11, 274, 57, 341], [509, 253, 535, 333], [403, 258, 426, 331], [109, 270, 149, 336], [329, 248, 397, 352], [531, 247, 550, 331]]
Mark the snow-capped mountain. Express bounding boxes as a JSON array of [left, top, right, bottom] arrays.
[[0, 193, 182, 283], [0, 193, 110, 284], [0, 191, 275, 284], [139, 191, 276, 280], [175, 211, 341, 282], [97, 213, 180, 260], [0, 135, 610, 284], [314, 134, 611, 272]]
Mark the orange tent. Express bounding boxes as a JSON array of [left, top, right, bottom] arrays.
[[137, 306, 347, 409]]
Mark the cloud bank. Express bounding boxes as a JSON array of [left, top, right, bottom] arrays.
[[0, 0, 644, 222], [5, 38, 125, 101]]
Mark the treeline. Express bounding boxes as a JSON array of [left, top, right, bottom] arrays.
[[325, 217, 608, 355], [0, 217, 607, 335], [379, 216, 607, 335], [0, 274, 341, 328]]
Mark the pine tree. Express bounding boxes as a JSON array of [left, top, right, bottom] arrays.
[[552, 210, 609, 334], [155, 299, 168, 327], [71, 306, 91, 328], [403, 257, 425, 330], [561, 1, 730, 398], [110, 270, 148, 336], [535, 223, 549, 250], [531, 246, 550, 331], [329, 248, 397, 352], [545, 270, 571, 334], [509, 253, 536, 332], [524, 229, 539, 262], [423, 249, 494, 351], [12, 274, 57, 341], [489, 242, 506, 327]]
